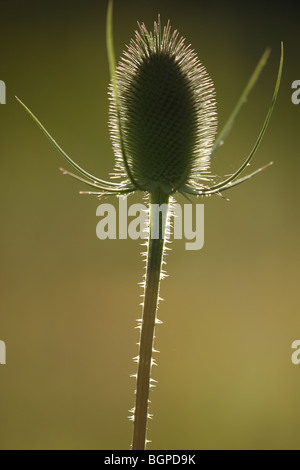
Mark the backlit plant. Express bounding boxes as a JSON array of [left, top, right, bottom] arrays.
[[16, 0, 283, 450]]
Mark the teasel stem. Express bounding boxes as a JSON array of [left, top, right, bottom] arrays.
[[132, 186, 170, 450]]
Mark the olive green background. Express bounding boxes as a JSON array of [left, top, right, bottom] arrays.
[[0, 0, 299, 450]]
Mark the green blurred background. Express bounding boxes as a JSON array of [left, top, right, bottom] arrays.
[[0, 0, 300, 450]]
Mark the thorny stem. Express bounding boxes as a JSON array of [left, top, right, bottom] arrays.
[[132, 186, 170, 450]]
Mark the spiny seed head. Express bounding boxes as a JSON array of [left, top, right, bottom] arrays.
[[109, 17, 217, 194]]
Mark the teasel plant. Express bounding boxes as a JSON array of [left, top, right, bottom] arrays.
[[16, 0, 283, 451]]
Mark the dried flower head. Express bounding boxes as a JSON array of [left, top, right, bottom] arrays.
[[109, 17, 217, 194]]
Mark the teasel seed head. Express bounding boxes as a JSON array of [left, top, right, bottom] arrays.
[[109, 17, 217, 194]]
